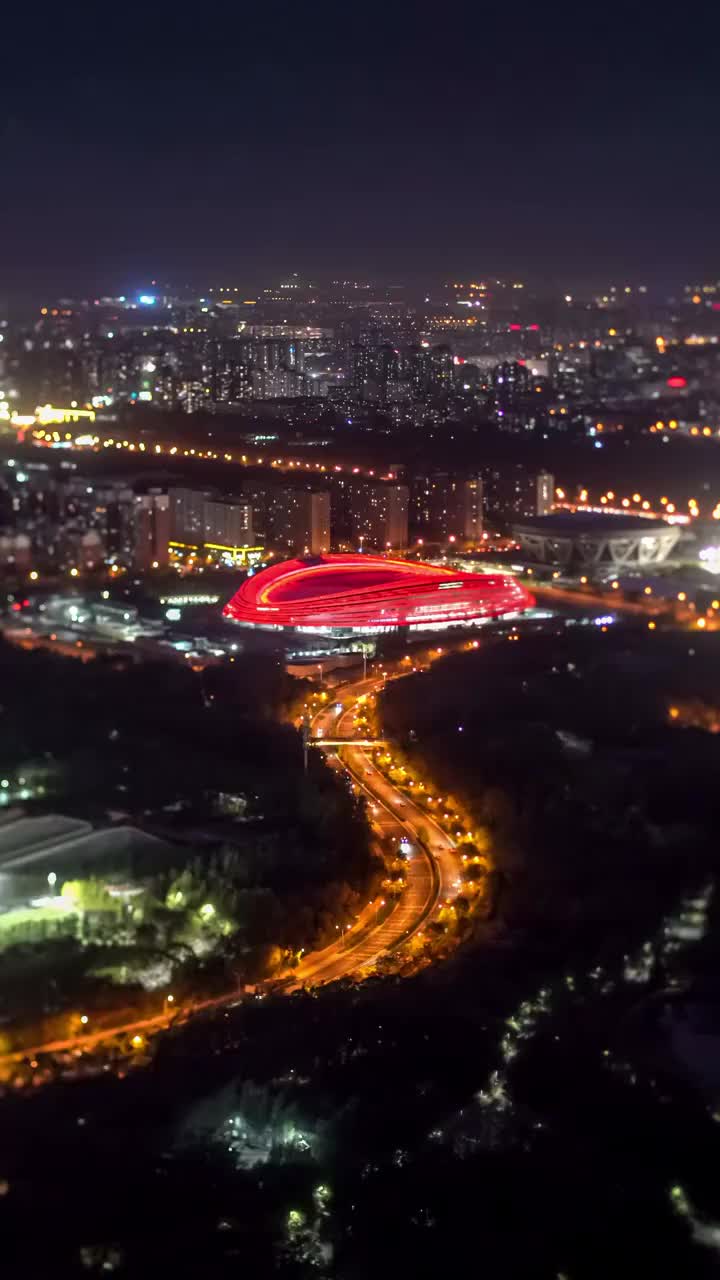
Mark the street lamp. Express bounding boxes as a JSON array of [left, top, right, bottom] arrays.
[[47, 871, 57, 893]]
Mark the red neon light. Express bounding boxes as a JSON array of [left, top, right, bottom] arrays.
[[666, 376, 687, 388], [528, 323, 539, 331], [509, 323, 522, 331], [223, 554, 534, 630]]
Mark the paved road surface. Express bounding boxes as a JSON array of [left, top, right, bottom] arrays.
[[290, 677, 458, 987], [0, 671, 459, 1075]]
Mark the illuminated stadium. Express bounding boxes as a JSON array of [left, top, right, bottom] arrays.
[[223, 553, 534, 637]]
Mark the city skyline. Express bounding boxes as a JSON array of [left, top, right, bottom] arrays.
[[3, 8, 720, 1274]]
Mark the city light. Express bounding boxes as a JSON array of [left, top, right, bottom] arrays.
[[5, 43, 720, 1279], [224, 553, 533, 632]]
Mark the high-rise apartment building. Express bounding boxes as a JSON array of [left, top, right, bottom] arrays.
[[271, 488, 330, 556], [203, 499, 253, 547], [400, 344, 455, 398], [134, 492, 170, 569], [491, 360, 534, 430], [460, 476, 484, 539], [251, 367, 307, 399], [96, 485, 135, 560], [169, 488, 254, 547], [536, 470, 554, 516], [207, 342, 253, 404], [412, 473, 483, 542], [347, 481, 409, 549], [351, 343, 400, 401], [169, 488, 207, 542], [482, 465, 554, 520], [206, 337, 308, 402]]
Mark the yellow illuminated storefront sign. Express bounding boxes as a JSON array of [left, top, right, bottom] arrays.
[[169, 540, 263, 566], [35, 404, 97, 425]]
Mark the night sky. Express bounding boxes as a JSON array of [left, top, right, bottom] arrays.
[[3, 2, 719, 297]]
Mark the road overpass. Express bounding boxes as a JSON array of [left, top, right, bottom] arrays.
[[310, 737, 387, 747]]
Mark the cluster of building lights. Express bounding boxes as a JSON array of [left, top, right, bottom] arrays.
[[18, 409, 720, 531]]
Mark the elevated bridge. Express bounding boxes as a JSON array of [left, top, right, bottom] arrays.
[[309, 738, 387, 747]]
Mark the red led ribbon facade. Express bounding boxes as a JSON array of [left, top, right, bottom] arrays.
[[223, 553, 534, 629]]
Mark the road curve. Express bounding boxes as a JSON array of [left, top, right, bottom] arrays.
[[289, 676, 458, 987], [0, 670, 459, 1076]]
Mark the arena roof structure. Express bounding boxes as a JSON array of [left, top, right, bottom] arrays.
[[512, 513, 681, 568], [223, 553, 534, 634], [0, 813, 168, 872]]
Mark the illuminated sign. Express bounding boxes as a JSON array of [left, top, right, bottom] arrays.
[[160, 594, 221, 605], [35, 404, 96, 425], [169, 540, 263, 566]]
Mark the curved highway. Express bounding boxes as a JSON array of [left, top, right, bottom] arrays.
[[0, 668, 460, 1079], [290, 675, 459, 987]]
